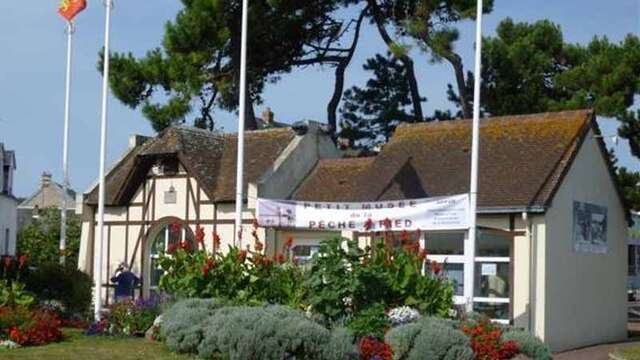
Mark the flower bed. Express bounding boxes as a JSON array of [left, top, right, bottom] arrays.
[[154, 222, 549, 360], [86, 296, 163, 337]]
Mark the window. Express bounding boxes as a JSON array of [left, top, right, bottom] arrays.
[[630, 245, 638, 276], [4, 228, 9, 256], [149, 222, 194, 295], [162, 158, 179, 175], [291, 244, 321, 265], [424, 229, 512, 323]]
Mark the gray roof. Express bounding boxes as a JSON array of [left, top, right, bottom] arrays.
[[18, 179, 76, 210]]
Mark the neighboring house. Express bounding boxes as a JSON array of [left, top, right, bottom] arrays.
[[17, 172, 76, 230], [78, 109, 627, 352], [0, 143, 18, 256]]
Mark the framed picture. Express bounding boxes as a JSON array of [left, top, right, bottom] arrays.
[[573, 201, 608, 254]]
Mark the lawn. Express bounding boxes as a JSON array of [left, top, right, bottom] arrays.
[[613, 346, 640, 360], [0, 329, 193, 360]]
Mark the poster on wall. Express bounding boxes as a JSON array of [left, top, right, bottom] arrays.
[[256, 194, 469, 232], [573, 201, 608, 254]]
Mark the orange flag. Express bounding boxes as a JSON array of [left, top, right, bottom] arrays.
[[58, 0, 87, 21]]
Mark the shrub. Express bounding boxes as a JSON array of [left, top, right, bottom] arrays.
[[386, 317, 474, 360], [161, 298, 228, 353], [324, 327, 359, 360], [157, 228, 303, 306], [0, 255, 29, 283], [106, 297, 162, 336], [304, 237, 453, 324], [347, 303, 391, 339], [0, 280, 35, 308], [18, 207, 81, 267], [8, 310, 63, 346], [162, 301, 356, 360], [25, 263, 92, 317], [0, 305, 32, 332], [197, 305, 332, 360], [501, 330, 552, 360], [0, 306, 63, 347]]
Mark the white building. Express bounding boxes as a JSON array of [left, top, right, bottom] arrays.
[[78, 110, 627, 351], [0, 143, 18, 256]]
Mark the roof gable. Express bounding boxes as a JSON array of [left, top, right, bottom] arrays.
[[86, 126, 296, 206], [295, 110, 596, 210]]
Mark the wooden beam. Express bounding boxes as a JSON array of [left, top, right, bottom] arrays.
[[128, 180, 154, 270]]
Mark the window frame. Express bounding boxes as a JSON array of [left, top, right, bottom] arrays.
[[423, 228, 514, 323]]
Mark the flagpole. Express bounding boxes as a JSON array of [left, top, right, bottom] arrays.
[[95, 0, 113, 321], [464, 0, 483, 313], [60, 20, 75, 265], [234, 0, 249, 248]]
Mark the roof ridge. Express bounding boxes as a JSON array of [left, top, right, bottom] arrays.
[[396, 109, 594, 130]]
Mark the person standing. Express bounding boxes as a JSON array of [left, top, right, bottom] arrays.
[[110, 263, 139, 302]]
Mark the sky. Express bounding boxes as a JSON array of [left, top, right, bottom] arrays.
[[0, 0, 638, 198]]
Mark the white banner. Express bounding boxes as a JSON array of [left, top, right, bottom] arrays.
[[257, 194, 469, 232]]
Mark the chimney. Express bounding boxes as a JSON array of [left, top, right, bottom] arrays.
[[41, 172, 52, 187], [129, 134, 148, 149], [261, 107, 274, 125]]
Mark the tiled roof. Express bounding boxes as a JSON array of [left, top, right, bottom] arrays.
[[86, 126, 296, 205], [294, 110, 601, 210], [293, 157, 374, 202]]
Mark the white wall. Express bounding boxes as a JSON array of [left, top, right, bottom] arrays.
[[542, 129, 627, 351], [0, 195, 17, 255]]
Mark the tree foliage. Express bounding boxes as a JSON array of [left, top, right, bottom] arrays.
[[477, 18, 640, 118], [18, 208, 81, 267], [105, 0, 352, 131], [339, 53, 425, 149]]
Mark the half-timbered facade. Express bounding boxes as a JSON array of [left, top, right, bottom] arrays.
[[78, 122, 339, 301]]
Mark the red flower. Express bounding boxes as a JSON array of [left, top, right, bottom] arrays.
[[213, 232, 221, 250], [364, 218, 374, 231], [3, 256, 12, 269], [418, 248, 428, 261], [170, 221, 182, 234], [18, 255, 27, 269], [237, 249, 248, 262], [430, 260, 441, 275], [180, 241, 192, 252], [382, 218, 392, 229], [167, 243, 178, 255], [202, 258, 216, 276], [254, 240, 264, 252], [358, 336, 393, 360], [400, 230, 410, 244], [285, 236, 294, 249], [202, 264, 210, 276], [195, 226, 205, 247], [276, 254, 285, 264]]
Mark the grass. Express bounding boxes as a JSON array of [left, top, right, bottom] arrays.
[[0, 329, 194, 360], [613, 346, 640, 360]]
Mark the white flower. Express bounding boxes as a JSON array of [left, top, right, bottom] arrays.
[[342, 297, 353, 307], [0, 340, 20, 349], [448, 308, 458, 318], [387, 306, 420, 326], [153, 314, 164, 327]]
